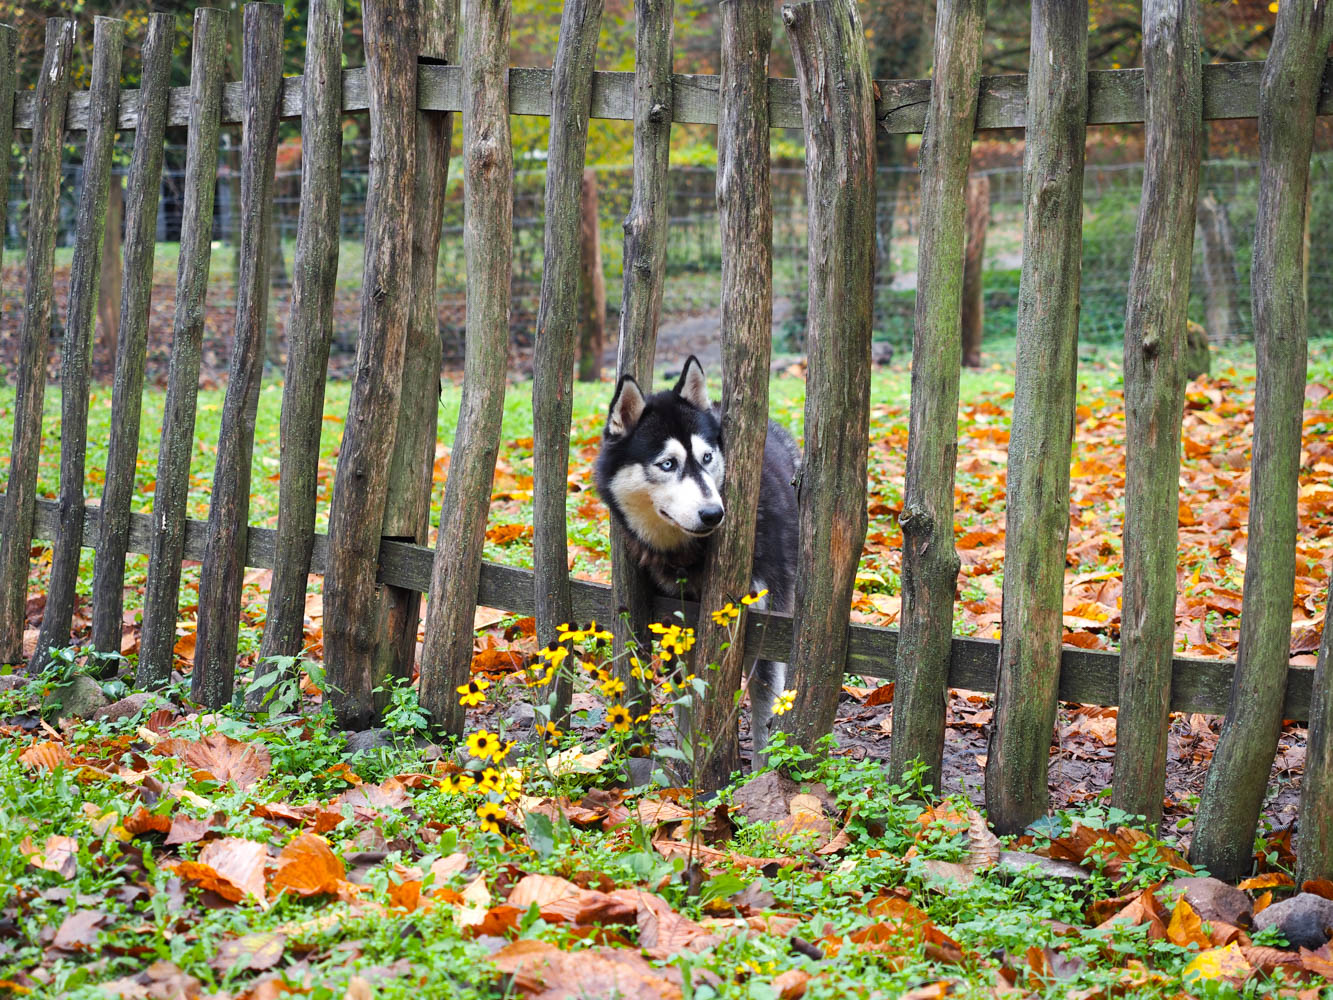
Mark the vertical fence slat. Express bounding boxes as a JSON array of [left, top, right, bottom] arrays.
[[1299, 582, 1333, 881], [258, 0, 343, 662], [89, 13, 174, 656], [374, 0, 460, 688], [136, 8, 229, 688], [576, 169, 606, 383], [192, 2, 284, 706], [0, 25, 15, 310], [418, 0, 513, 735], [983, 0, 1088, 836], [610, 0, 673, 692], [692, 0, 773, 788], [323, 0, 419, 728], [1109, 0, 1201, 827], [532, 0, 604, 718], [1190, 0, 1333, 880], [0, 19, 75, 663], [959, 175, 988, 369], [30, 19, 122, 667], [888, 0, 984, 791], [781, 0, 875, 751]]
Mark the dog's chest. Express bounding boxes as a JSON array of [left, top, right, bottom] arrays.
[[623, 533, 707, 600]]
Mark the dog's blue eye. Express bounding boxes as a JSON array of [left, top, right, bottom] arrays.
[[657, 458, 677, 472], [701, 452, 713, 465]]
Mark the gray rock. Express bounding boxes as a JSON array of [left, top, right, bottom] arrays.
[[44, 674, 110, 718], [731, 770, 837, 824], [1253, 893, 1333, 950], [345, 728, 395, 753], [505, 701, 536, 730], [1163, 877, 1253, 928], [93, 691, 172, 723], [0, 673, 29, 692], [997, 851, 1091, 883]]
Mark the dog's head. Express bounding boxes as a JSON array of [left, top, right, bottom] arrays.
[[594, 356, 726, 552]]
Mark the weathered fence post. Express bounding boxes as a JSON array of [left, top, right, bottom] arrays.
[[984, 0, 1088, 836], [577, 168, 607, 383], [89, 13, 174, 657], [781, 0, 875, 753], [1189, 0, 1333, 881], [258, 0, 343, 661], [960, 174, 988, 369], [136, 8, 229, 688], [31, 18, 123, 668], [0, 25, 15, 338], [374, 0, 459, 689], [1110, 0, 1201, 828], [0, 19, 74, 663], [192, 2, 284, 707], [691, 0, 773, 788], [1299, 583, 1333, 882], [610, 0, 673, 694], [323, 0, 418, 729], [888, 0, 984, 792], [532, 0, 603, 721], [418, 0, 513, 735], [1196, 192, 1242, 345]]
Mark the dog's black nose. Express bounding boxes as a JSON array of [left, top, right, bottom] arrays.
[[699, 505, 724, 529]]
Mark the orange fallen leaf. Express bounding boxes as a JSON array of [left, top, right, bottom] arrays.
[[270, 834, 346, 899]]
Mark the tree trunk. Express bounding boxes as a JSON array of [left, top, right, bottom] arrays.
[[888, 0, 985, 792], [1189, 0, 1333, 881], [576, 167, 606, 383], [1110, 0, 1201, 829], [960, 174, 988, 369], [984, 0, 1088, 836]]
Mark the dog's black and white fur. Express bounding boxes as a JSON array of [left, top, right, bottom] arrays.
[[595, 356, 800, 759]]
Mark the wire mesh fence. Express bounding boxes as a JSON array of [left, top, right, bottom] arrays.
[[4, 137, 1331, 379]]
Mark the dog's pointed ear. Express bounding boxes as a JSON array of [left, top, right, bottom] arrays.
[[605, 375, 646, 439], [673, 355, 710, 411]]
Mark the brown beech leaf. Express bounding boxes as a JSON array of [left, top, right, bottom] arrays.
[[52, 909, 105, 951], [123, 807, 172, 837], [488, 939, 683, 1000], [270, 833, 346, 899], [156, 733, 272, 789], [771, 968, 810, 999], [173, 836, 268, 907], [1238, 872, 1294, 891], [19, 740, 72, 772], [1301, 878, 1333, 901], [333, 778, 410, 814], [1167, 898, 1211, 949], [213, 931, 286, 973], [22, 834, 77, 879]]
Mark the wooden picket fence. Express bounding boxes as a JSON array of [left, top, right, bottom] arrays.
[[0, 0, 1330, 884]]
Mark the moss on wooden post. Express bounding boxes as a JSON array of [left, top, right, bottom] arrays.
[[32, 17, 123, 669], [258, 0, 343, 662], [1110, 0, 1201, 828], [781, 0, 875, 753], [137, 8, 229, 688], [691, 0, 773, 788], [888, 0, 984, 792], [984, 0, 1088, 836], [89, 13, 174, 657], [324, 0, 419, 729], [1189, 0, 1333, 881], [417, 0, 513, 735], [0, 19, 74, 663]]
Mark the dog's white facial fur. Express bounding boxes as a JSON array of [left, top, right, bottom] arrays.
[[608, 436, 725, 550]]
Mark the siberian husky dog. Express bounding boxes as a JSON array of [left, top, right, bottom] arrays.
[[595, 356, 800, 761]]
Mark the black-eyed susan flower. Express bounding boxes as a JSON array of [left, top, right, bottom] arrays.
[[457, 677, 490, 707], [477, 801, 505, 834], [441, 773, 476, 795], [537, 642, 569, 666], [607, 704, 633, 732], [710, 602, 740, 625], [742, 588, 769, 606], [772, 689, 797, 716], [466, 729, 501, 760], [537, 721, 562, 745], [598, 676, 627, 698], [478, 767, 503, 794], [523, 664, 555, 688]]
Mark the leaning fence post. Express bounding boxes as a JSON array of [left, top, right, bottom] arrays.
[[984, 0, 1088, 836], [1189, 0, 1333, 881], [192, 2, 284, 707], [610, 0, 673, 697], [372, 0, 460, 691], [691, 0, 773, 788], [418, 0, 513, 735], [0, 25, 15, 323], [258, 0, 343, 662], [1110, 0, 1201, 828], [323, 0, 419, 729], [532, 0, 604, 721], [1299, 581, 1333, 882], [31, 18, 122, 668], [0, 18, 75, 664], [888, 0, 984, 792], [136, 8, 228, 689], [781, 0, 875, 752], [88, 13, 174, 658]]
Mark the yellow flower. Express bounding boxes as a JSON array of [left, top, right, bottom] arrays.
[[523, 664, 555, 688], [442, 773, 476, 795], [710, 602, 740, 625], [741, 589, 769, 606], [477, 801, 505, 834], [598, 676, 627, 698], [457, 678, 490, 707], [478, 767, 503, 794], [581, 659, 600, 675], [537, 721, 562, 745], [537, 643, 569, 665], [772, 689, 797, 716], [607, 704, 633, 733], [466, 729, 502, 760]]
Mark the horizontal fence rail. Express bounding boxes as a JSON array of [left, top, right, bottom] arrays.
[[12, 494, 1316, 722], [15, 58, 1333, 134]]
